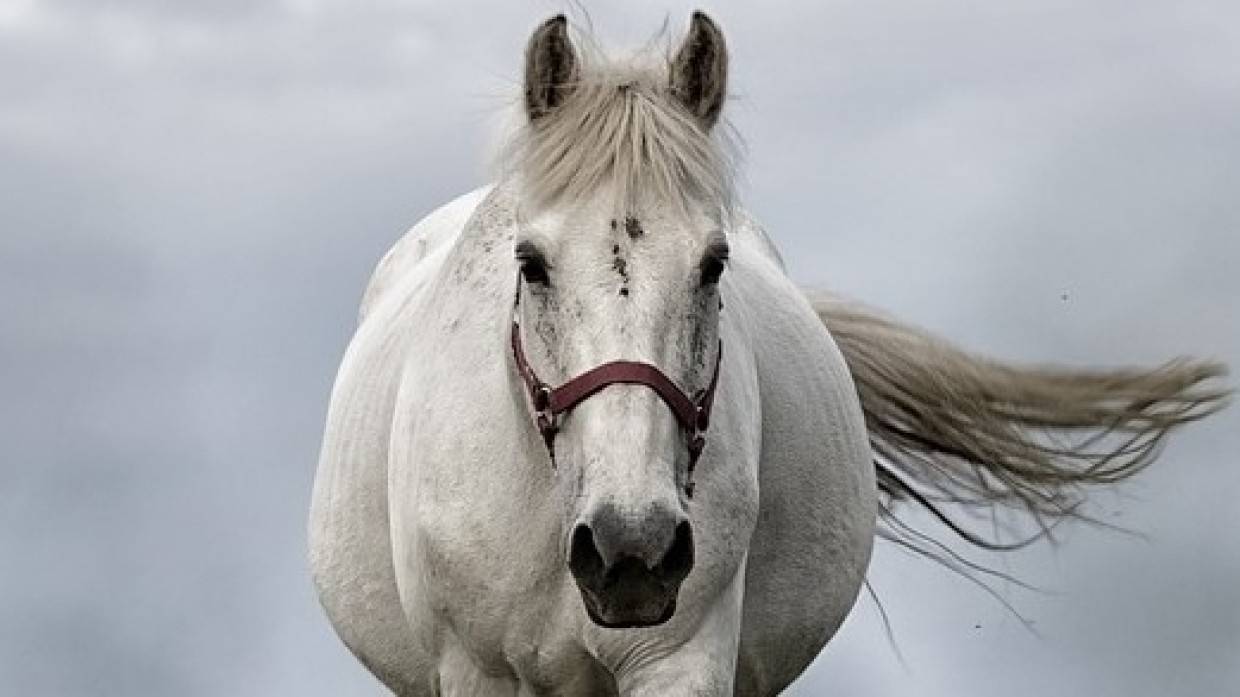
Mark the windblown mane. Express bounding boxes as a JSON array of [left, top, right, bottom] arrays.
[[502, 43, 737, 217]]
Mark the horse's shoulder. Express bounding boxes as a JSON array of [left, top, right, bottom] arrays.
[[359, 185, 494, 323]]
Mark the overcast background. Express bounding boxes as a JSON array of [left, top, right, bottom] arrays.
[[2, 1, 1238, 695]]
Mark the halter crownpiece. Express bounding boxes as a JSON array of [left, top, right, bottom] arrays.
[[510, 281, 722, 497]]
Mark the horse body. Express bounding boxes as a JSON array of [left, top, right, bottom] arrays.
[[310, 12, 1227, 696], [310, 183, 875, 695]]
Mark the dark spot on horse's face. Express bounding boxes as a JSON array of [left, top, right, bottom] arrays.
[[612, 243, 631, 295], [624, 216, 643, 239], [609, 219, 618, 231]]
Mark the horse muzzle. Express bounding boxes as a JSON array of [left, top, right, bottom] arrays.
[[567, 503, 694, 628]]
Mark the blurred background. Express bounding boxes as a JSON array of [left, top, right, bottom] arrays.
[[1, 1, 1237, 694]]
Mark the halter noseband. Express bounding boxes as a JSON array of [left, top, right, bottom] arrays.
[[510, 281, 722, 497]]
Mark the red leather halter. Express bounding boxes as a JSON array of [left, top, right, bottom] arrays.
[[510, 282, 722, 496]]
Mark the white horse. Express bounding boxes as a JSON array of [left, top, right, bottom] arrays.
[[309, 13, 1227, 696]]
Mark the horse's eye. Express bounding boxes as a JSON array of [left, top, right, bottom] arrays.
[[699, 243, 729, 286], [521, 258, 550, 285], [516, 242, 551, 286]]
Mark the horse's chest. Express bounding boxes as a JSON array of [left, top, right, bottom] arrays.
[[406, 506, 613, 693], [417, 510, 551, 602]]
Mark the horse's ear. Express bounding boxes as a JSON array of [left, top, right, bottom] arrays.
[[524, 15, 578, 121], [670, 11, 728, 130]]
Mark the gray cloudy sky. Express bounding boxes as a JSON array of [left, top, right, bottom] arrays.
[[2, 1, 1237, 695]]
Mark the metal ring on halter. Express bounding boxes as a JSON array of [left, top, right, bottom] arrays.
[[694, 405, 709, 432], [533, 384, 552, 412]]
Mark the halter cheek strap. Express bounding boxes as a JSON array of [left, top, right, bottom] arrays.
[[510, 283, 722, 497]]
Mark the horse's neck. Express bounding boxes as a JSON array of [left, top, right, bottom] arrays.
[[427, 185, 519, 318], [358, 186, 493, 324]]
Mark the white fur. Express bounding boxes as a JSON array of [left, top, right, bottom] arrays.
[[310, 183, 875, 695]]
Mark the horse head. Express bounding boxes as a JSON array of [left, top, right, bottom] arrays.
[[510, 12, 732, 628]]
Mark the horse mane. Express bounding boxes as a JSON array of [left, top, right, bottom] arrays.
[[809, 293, 1231, 559], [500, 34, 738, 218]]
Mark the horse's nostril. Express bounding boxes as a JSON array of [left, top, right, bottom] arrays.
[[567, 512, 693, 628], [657, 520, 694, 584], [568, 523, 605, 580], [568, 508, 694, 589]]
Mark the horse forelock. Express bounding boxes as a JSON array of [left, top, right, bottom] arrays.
[[500, 40, 738, 220]]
